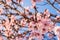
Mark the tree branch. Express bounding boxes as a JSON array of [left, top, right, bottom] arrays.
[[47, 0, 60, 12]]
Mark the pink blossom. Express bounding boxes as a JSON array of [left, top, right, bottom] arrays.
[[6, 0, 12, 4], [0, 36, 3, 40], [16, 0, 23, 3], [0, 8, 3, 15], [6, 0, 11, 2]]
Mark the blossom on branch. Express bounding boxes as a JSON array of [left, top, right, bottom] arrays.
[[0, 8, 3, 15]]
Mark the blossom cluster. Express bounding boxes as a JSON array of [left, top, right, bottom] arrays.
[[0, 0, 60, 40]]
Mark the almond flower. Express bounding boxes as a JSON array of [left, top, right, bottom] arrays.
[[16, 0, 23, 3], [0, 36, 3, 40], [6, 0, 11, 2], [53, 26, 60, 40], [0, 8, 3, 15], [31, 0, 42, 2], [44, 9, 50, 18], [37, 13, 42, 21], [10, 15, 16, 23], [6, 0, 12, 5], [31, 0, 36, 7], [20, 18, 27, 26], [31, 0, 43, 7], [53, 26, 60, 36]]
